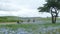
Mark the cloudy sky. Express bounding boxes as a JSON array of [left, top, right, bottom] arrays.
[[0, 0, 52, 17]]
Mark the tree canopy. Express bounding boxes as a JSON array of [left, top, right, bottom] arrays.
[[38, 0, 60, 12]]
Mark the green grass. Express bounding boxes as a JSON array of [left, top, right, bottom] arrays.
[[0, 23, 60, 34], [0, 16, 60, 34], [0, 16, 60, 22], [0, 23, 60, 30], [0, 16, 23, 22]]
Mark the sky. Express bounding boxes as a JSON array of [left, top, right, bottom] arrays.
[[0, 0, 56, 17]]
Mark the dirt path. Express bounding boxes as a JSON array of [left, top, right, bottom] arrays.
[[0, 22, 17, 25]]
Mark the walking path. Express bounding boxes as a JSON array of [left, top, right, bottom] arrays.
[[0, 22, 17, 25]]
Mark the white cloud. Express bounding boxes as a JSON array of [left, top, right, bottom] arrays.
[[0, 0, 46, 11], [0, 0, 50, 17]]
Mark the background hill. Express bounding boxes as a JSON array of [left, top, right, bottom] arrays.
[[0, 16, 60, 23], [0, 16, 22, 22]]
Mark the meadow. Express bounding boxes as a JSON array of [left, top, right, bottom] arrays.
[[0, 16, 60, 34], [0, 23, 60, 34]]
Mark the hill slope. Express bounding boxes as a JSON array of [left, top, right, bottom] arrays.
[[0, 16, 22, 22]]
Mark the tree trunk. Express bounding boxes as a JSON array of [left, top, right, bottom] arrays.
[[51, 7, 58, 24], [54, 16, 57, 23], [52, 15, 54, 23], [52, 15, 56, 24], [54, 16, 56, 23]]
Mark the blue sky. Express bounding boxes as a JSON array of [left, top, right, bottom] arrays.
[[0, 0, 52, 17]]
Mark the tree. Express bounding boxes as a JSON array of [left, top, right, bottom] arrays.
[[38, 0, 60, 24]]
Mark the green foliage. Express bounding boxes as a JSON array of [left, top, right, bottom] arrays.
[[38, 0, 60, 12]]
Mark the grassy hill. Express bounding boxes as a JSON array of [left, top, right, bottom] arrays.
[[0, 16, 60, 23], [0, 16, 22, 22]]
